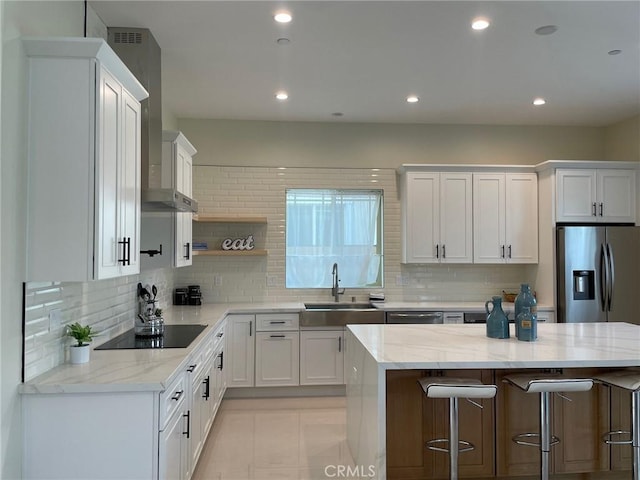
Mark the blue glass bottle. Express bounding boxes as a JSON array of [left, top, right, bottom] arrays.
[[485, 296, 510, 339], [514, 284, 537, 338], [516, 306, 537, 341]]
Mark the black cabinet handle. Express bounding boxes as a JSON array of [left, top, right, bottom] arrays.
[[249, 321, 252, 337], [218, 351, 224, 370], [508, 245, 512, 259], [184, 242, 191, 260], [118, 238, 125, 265], [183, 410, 190, 438], [592, 202, 597, 216], [501, 245, 505, 258], [203, 376, 210, 400], [442, 245, 446, 259], [338, 337, 342, 353], [599, 203, 604, 217], [171, 390, 183, 401], [118, 237, 130, 265], [270, 334, 286, 338], [217, 332, 224, 338], [269, 321, 286, 324], [118, 237, 131, 265], [436, 244, 439, 258], [187, 364, 197, 373]]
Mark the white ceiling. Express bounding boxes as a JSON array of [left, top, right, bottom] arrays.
[[89, 1, 640, 127]]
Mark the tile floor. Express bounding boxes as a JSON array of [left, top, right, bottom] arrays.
[[192, 396, 356, 480]]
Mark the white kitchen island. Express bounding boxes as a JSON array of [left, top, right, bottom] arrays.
[[345, 322, 640, 480]]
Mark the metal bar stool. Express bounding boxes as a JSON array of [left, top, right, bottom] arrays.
[[418, 377, 497, 480], [503, 374, 594, 480], [594, 368, 640, 480]]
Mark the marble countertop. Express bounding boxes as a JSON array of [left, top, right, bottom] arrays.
[[347, 322, 640, 369], [20, 299, 561, 395], [20, 302, 304, 395]]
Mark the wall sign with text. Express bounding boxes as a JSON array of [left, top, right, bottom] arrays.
[[221, 235, 255, 251]]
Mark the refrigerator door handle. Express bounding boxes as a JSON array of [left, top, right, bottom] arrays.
[[606, 243, 615, 312], [599, 244, 608, 312]]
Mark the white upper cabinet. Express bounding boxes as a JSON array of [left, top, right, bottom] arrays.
[[25, 37, 147, 281], [162, 131, 197, 267], [474, 173, 538, 264], [401, 172, 473, 264], [556, 168, 636, 223]]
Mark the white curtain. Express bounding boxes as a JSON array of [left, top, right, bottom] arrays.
[[286, 189, 383, 288]]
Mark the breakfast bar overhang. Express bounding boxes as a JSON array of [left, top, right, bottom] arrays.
[[345, 322, 640, 479]]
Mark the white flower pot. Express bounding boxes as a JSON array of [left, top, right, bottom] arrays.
[[69, 344, 91, 364]]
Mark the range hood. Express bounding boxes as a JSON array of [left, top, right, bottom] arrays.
[[107, 27, 198, 213]]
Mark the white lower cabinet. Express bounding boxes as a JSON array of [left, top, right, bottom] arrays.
[[255, 331, 300, 386], [226, 314, 255, 387], [159, 401, 189, 480], [187, 357, 210, 477], [210, 323, 227, 423], [300, 330, 345, 385], [159, 373, 189, 480]]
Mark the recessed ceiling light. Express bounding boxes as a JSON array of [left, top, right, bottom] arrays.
[[275, 91, 289, 101], [608, 49, 622, 55], [471, 18, 490, 30], [406, 95, 419, 103], [535, 25, 558, 36], [274, 11, 292, 23], [533, 97, 546, 106]]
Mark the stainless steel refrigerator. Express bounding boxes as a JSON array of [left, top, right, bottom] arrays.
[[557, 226, 640, 324]]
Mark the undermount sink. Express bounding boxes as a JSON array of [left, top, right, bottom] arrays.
[[301, 302, 384, 327]]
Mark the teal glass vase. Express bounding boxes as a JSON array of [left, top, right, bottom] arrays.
[[514, 284, 537, 338], [516, 306, 537, 342], [485, 296, 510, 339]]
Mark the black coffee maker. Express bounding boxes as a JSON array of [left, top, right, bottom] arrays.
[[173, 288, 188, 305], [188, 285, 202, 305]]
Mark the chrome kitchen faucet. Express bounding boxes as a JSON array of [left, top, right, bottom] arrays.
[[331, 263, 345, 302]]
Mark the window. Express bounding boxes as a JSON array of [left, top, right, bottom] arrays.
[[286, 189, 383, 288]]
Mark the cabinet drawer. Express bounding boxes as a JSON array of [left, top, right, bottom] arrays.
[[160, 372, 187, 430], [212, 322, 225, 350], [255, 313, 299, 331]]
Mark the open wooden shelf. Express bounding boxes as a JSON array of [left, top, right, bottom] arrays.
[[192, 249, 268, 256], [193, 214, 268, 224]]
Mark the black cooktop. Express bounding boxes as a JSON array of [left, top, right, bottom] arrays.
[[95, 324, 207, 350]]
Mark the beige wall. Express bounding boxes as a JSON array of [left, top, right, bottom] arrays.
[[604, 114, 640, 162], [179, 118, 606, 169]]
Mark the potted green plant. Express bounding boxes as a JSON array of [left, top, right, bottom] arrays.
[[66, 322, 97, 364]]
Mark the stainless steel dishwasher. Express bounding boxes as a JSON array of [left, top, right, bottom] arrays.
[[385, 311, 444, 324]]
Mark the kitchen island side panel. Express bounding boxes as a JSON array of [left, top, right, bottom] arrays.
[[345, 328, 387, 479]]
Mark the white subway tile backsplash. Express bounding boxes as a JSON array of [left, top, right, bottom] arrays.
[[178, 165, 536, 304], [24, 268, 176, 380]]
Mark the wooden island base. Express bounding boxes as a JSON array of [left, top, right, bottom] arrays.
[[386, 369, 632, 480]]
